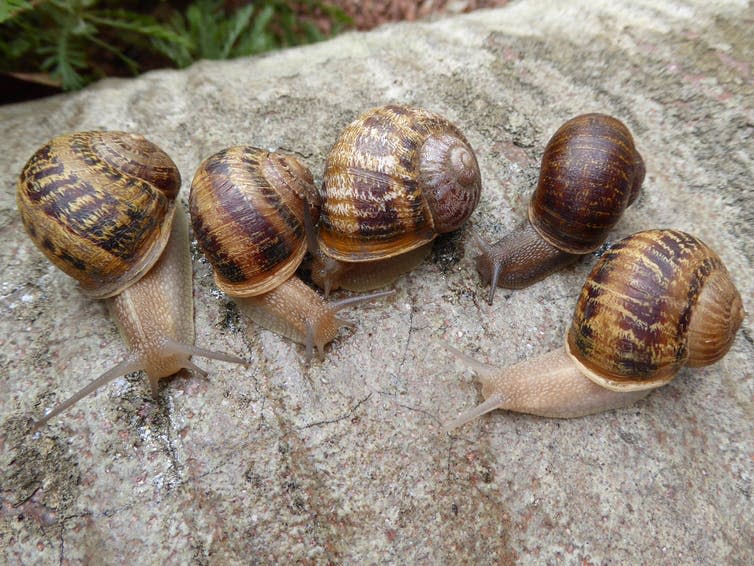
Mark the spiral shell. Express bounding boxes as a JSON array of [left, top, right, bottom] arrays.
[[319, 104, 481, 263], [189, 146, 320, 297], [529, 113, 645, 254], [16, 131, 181, 299], [566, 229, 744, 391]]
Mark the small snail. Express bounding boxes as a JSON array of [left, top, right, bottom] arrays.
[[17, 131, 245, 430], [445, 229, 744, 429], [309, 104, 482, 296], [476, 113, 645, 304], [189, 146, 392, 360]]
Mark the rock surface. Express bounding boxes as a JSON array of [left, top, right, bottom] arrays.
[[1, 0, 752, 563]]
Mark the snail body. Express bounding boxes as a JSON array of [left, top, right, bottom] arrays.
[[476, 113, 645, 303], [107, 208, 242, 389], [189, 146, 391, 360], [446, 229, 744, 430], [310, 104, 482, 296], [17, 132, 245, 429]]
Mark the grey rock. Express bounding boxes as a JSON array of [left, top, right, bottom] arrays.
[[1, 0, 752, 563]]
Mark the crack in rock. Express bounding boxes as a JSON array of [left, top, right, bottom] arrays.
[[297, 393, 373, 429]]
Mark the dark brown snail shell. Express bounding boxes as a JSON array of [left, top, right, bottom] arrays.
[[476, 113, 645, 303], [530, 113, 645, 254]]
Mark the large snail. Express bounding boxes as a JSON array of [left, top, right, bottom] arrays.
[[309, 104, 482, 296], [17, 131, 245, 430], [476, 113, 645, 304], [445, 229, 744, 429], [189, 146, 391, 360]]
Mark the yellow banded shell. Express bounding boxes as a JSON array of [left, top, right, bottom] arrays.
[[567, 229, 744, 391], [319, 104, 481, 263], [17, 131, 180, 299]]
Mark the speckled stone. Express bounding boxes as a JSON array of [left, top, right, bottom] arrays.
[[1, 0, 752, 564]]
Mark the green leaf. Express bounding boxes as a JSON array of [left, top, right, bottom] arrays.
[[41, 31, 88, 90], [221, 3, 254, 59], [87, 34, 140, 75], [0, 0, 352, 91], [70, 18, 96, 36], [86, 11, 190, 46], [151, 36, 193, 69], [150, 10, 193, 68], [0, 0, 32, 25], [251, 4, 275, 39], [301, 20, 324, 43], [185, 0, 219, 59], [2, 34, 33, 60]]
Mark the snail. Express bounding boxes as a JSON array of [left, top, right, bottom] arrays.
[[189, 146, 392, 360], [308, 104, 482, 296], [444, 229, 744, 430], [17, 131, 246, 430], [476, 113, 645, 304]]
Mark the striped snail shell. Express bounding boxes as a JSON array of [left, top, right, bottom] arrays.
[[446, 229, 744, 429], [17, 132, 244, 430], [476, 113, 645, 303], [531, 113, 644, 253], [311, 104, 482, 295], [567, 229, 742, 390], [17, 131, 180, 299], [190, 146, 321, 297], [190, 146, 391, 360]]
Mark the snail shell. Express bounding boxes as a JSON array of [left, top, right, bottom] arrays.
[[320, 104, 481, 260], [476, 113, 645, 302], [190, 146, 390, 359], [18, 132, 245, 429], [530, 113, 644, 253], [311, 104, 482, 293], [190, 146, 320, 297], [17, 131, 180, 299], [446, 229, 744, 429], [567, 229, 742, 390]]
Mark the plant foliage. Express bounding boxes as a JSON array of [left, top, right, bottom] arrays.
[[0, 1, 350, 91]]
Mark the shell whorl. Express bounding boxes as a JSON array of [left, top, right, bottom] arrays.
[[529, 113, 645, 254], [17, 131, 180, 299], [319, 104, 481, 263], [189, 147, 320, 298], [419, 131, 481, 233], [566, 229, 744, 391]]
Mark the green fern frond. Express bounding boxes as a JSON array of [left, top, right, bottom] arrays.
[[0, 1, 33, 25], [40, 32, 88, 90], [0, 0, 352, 92]]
